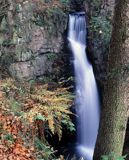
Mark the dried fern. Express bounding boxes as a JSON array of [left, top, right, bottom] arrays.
[[0, 78, 75, 141]]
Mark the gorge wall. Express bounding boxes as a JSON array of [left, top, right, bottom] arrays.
[[0, 0, 115, 82], [85, 0, 115, 83], [0, 0, 70, 80]]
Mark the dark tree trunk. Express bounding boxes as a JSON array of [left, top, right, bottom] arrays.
[[94, 0, 129, 159]]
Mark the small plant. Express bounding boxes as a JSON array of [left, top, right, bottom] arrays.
[[3, 133, 14, 143], [101, 153, 127, 160], [34, 137, 56, 160]]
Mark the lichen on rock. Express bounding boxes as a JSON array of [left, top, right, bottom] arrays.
[[0, 0, 71, 80]]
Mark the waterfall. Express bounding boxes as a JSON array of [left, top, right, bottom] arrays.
[[68, 12, 100, 160]]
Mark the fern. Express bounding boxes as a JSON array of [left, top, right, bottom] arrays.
[[0, 78, 75, 141], [34, 137, 56, 160]]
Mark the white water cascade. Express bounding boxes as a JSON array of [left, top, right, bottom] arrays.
[[68, 12, 100, 160]]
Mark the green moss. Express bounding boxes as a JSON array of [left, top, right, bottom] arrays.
[[33, 7, 67, 36], [59, 0, 71, 6], [89, 15, 112, 44], [0, 17, 8, 32], [0, 52, 14, 66], [0, 17, 9, 45], [89, 0, 102, 12], [46, 53, 56, 61]]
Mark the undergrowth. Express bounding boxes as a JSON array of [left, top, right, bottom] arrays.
[[0, 78, 75, 160]]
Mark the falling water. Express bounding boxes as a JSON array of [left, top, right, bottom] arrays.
[[68, 12, 100, 160]]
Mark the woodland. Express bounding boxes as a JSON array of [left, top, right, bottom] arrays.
[[0, 0, 129, 160]]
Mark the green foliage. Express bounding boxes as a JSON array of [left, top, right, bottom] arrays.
[[2, 39, 12, 46], [62, 118, 75, 132], [87, 0, 113, 59], [9, 99, 22, 113], [0, 49, 15, 67], [34, 138, 56, 160], [35, 114, 46, 121], [0, 78, 75, 141], [101, 153, 127, 160], [38, 76, 53, 83], [47, 53, 56, 61], [0, 17, 8, 33], [3, 133, 14, 143], [0, 78, 75, 159], [89, 15, 112, 46], [59, 0, 70, 6], [88, 0, 102, 12]]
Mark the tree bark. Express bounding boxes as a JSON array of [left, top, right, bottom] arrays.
[[94, 0, 129, 159]]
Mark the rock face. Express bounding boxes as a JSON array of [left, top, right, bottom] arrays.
[[84, 0, 115, 83], [0, 0, 115, 82], [9, 54, 53, 80], [9, 22, 63, 80], [0, 0, 69, 80]]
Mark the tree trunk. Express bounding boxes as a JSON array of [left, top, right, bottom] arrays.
[[94, 0, 129, 159]]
